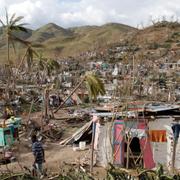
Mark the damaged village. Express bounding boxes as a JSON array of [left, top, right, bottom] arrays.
[[0, 10, 180, 180]]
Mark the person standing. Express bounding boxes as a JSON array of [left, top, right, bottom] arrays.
[[31, 134, 45, 179]]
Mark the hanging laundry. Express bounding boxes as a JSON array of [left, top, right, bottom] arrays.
[[140, 138, 155, 169], [149, 130, 167, 142], [172, 124, 180, 141], [125, 128, 147, 139]]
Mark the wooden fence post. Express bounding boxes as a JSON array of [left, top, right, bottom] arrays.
[[172, 139, 177, 173], [90, 122, 96, 174], [126, 134, 130, 169]]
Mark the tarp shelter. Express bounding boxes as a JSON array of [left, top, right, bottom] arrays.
[[59, 117, 113, 167], [60, 121, 92, 145], [60, 116, 156, 169], [112, 119, 155, 169], [94, 103, 180, 169], [60, 107, 180, 170]]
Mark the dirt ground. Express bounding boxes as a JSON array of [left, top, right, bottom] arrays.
[[1, 143, 106, 179], [0, 109, 107, 179]]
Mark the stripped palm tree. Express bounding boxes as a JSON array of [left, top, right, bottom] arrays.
[[37, 53, 60, 77], [54, 71, 105, 113], [0, 10, 28, 66], [17, 43, 42, 73], [45, 58, 60, 76], [36, 55, 61, 120], [0, 10, 28, 100]]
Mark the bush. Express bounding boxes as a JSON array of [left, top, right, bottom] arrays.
[[148, 42, 160, 50], [171, 32, 180, 38], [161, 43, 171, 49], [165, 39, 174, 43]]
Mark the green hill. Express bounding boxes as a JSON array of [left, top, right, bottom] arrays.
[[41, 22, 136, 57], [28, 23, 73, 43], [0, 22, 137, 62]]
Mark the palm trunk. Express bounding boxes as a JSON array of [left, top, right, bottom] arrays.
[[16, 48, 29, 74], [6, 34, 10, 101], [54, 76, 85, 113], [7, 34, 16, 100]]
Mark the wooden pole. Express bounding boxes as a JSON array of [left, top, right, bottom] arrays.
[[126, 134, 130, 169], [172, 139, 177, 173], [90, 122, 96, 174], [27, 100, 34, 123], [44, 87, 49, 120], [16, 48, 29, 75], [54, 76, 85, 113]]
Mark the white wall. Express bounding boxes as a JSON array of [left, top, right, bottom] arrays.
[[95, 122, 113, 167], [148, 117, 174, 167]]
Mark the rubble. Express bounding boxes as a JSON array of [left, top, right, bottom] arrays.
[[0, 14, 180, 178]]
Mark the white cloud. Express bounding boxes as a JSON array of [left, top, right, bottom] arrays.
[[0, 0, 180, 29]]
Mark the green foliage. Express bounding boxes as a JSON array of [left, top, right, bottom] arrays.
[[148, 42, 160, 50], [160, 43, 171, 49], [1, 164, 180, 180], [23, 43, 43, 72], [106, 164, 179, 180], [172, 32, 180, 37], [56, 171, 94, 180], [147, 41, 172, 50], [54, 77, 61, 89], [85, 72, 106, 100], [153, 21, 180, 28], [0, 173, 37, 180], [165, 39, 174, 43], [37, 52, 60, 76]]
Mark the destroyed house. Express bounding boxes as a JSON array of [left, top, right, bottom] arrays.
[[60, 102, 180, 170]]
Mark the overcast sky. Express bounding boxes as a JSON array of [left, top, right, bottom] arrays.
[[0, 0, 180, 29]]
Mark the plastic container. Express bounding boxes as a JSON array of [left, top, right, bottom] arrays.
[[79, 141, 86, 150]]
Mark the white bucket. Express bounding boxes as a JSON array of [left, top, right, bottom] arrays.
[[79, 141, 86, 150]]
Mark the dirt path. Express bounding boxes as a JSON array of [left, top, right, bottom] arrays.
[[1, 143, 106, 179], [0, 110, 106, 179]]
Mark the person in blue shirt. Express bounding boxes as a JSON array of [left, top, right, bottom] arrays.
[[31, 134, 45, 178]]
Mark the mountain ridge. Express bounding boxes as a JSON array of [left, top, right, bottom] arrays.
[[0, 21, 180, 62], [0, 22, 137, 61]]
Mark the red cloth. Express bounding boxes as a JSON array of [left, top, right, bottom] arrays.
[[140, 138, 156, 169], [138, 122, 155, 169], [149, 130, 167, 142]]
